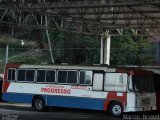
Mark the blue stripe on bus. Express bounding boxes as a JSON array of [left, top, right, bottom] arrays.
[[2, 93, 104, 110], [2, 93, 34, 103], [46, 95, 104, 110]]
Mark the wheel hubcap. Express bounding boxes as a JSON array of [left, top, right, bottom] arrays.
[[36, 99, 43, 109], [112, 105, 122, 115]]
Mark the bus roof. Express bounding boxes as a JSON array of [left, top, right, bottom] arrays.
[[5, 63, 155, 75], [5, 63, 116, 72]]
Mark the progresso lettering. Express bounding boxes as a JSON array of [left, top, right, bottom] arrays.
[[41, 88, 71, 94]]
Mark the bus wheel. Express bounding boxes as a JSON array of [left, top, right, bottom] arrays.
[[109, 102, 123, 117], [32, 96, 45, 112]]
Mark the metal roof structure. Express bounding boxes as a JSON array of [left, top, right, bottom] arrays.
[[0, 0, 160, 35]]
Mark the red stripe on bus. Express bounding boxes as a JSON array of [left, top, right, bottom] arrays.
[[104, 92, 127, 111], [3, 63, 21, 93], [2, 82, 10, 93]]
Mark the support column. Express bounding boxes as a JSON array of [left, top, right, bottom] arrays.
[[45, 15, 55, 63], [100, 33, 111, 65], [105, 35, 111, 65], [11, 27, 14, 36], [6, 45, 9, 64], [100, 35, 104, 64]]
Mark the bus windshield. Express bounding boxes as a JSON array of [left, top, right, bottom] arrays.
[[130, 75, 155, 92], [154, 74, 160, 92]]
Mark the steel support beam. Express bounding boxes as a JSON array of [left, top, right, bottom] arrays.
[[100, 31, 111, 65]]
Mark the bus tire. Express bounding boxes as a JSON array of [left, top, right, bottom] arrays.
[[109, 101, 123, 117], [32, 96, 45, 112]]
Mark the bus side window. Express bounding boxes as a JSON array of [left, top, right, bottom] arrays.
[[79, 71, 92, 85], [58, 71, 67, 83], [46, 70, 55, 83], [104, 73, 127, 92], [58, 70, 77, 84], [26, 70, 35, 82], [37, 70, 46, 83], [79, 71, 85, 84], [17, 70, 26, 82], [8, 68, 16, 81], [67, 71, 77, 84]]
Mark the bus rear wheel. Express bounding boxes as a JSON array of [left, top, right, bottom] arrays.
[[109, 102, 123, 117], [32, 96, 45, 112]]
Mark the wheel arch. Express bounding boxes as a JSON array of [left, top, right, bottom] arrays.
[[32, 95, 45, 107], [107, 100, 118, 111]]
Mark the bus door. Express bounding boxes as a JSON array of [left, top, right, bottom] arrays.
[[93, 73, 103, 91], [92, 72, 104, 110]]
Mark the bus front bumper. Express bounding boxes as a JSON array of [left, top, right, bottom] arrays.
[[124, 106, 156, 112]]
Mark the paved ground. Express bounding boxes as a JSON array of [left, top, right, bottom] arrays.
[[0, 102, 159, 120]]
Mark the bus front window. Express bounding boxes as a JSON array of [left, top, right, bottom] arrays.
[[131, 76, 155, 92]]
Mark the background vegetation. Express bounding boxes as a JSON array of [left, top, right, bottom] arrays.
[[0, 28, 154, 73]]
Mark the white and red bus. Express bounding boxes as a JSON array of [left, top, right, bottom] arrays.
[[2, 63, 156, 117]]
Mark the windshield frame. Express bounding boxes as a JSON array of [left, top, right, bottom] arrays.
[[127, 75, 155, 93]]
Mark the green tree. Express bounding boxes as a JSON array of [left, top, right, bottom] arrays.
[[111, 31, 154, 65], [43, 30, 100, 64]]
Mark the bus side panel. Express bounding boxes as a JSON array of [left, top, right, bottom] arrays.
[[46, 95, 104, 110], [2, 93, 33, 103], [2, 92, 105, 111]]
